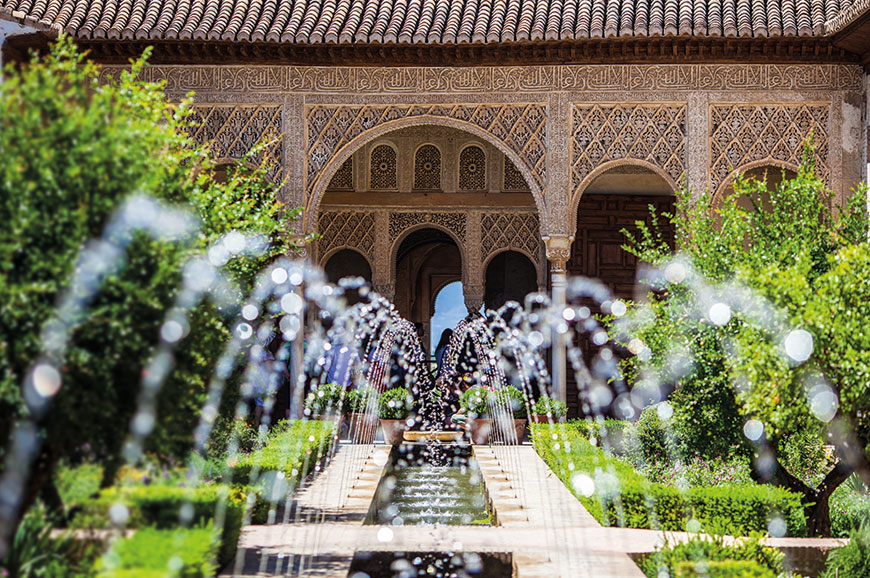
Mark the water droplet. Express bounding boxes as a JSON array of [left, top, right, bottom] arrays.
[[686, 518, 701, 533], [743, 419, 764, 441], [784, 329, 813, 362], [768, 516, 787, 537], [271, 268, 288, 284], [109, 503, 129, 526], [708, 302, 732, 326], [657, 401, 674, 420], [281, 293, 303, 315], [160, 320, 184, 343], [241, 304, 259, 321], [570, 472, 595, 497], [235, 323, 253, 340], [377, 527, 393, 542], [224, 231, 246, 254], [611, 300, 627, 317], [132, 412, 155, 436], [31, 364, 61, 398], [528, 332, 544, 347], [562, 308, 576, 321], [664, 262, 687, 284], [808, 384, 838, 422]]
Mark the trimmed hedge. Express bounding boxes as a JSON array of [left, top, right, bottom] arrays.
[[228, 419, 336, 486], [97, 527, 217, 577], [675, 560, 775, 578], [72, 485, 242, 567], [532, 424, 806, 536]]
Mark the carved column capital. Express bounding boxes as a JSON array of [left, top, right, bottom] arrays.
[[463, 284, 485, 314], [543, 234, 573, 271], [373, 283, 395, 301]]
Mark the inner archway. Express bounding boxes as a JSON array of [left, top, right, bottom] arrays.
[[567, 163, 676, 418], [324, 248, 372, 285], [394, 228, 461, 352], [484, 251, 537, 311]]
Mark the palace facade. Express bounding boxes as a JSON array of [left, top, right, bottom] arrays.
[[4, 0, 870, 411]]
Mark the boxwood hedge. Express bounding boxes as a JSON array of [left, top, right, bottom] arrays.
[[532, 423, 805, 536]]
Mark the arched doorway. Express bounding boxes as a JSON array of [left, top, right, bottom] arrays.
[[569, 164, 676, 298], [715, 164, 798, 212], [324, 248, 372, 285], [567, 164, 676, 417], [484, 251, 537, 311], [394, 228, 461, 351]]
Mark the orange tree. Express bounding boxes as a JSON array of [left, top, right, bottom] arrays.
[[620, 148, 870, 536]]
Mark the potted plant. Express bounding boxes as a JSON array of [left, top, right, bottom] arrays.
[[529, 395, 568, 424], [345, 387, 378, 444], [378, 387, 414, 445], [304, 383, 345, 432], [493, 386, 528, 444], [460, 386, 493, 444]]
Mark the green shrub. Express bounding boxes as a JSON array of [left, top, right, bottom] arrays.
[[229, 420, 335, 490], [821, 524, 870, 578], [379, 388, 415, 420], [345, 387, 377, 415], [674, 560, 775, 578], [303, 383, 345, 417], [637, 404, 677, 465], [1, 502, 94, 578], [459, 386, 492, 417], [599, 419, 640, 458], [97, 527, 217, 577], [640, 534, 782, 578], [532, 424, 805, 536], [55, 460, 103, 510], [531, 395, 567, 418], [830, 486, 870, 537], [71, 485, 242, 567], [493, 386, 527, 419]]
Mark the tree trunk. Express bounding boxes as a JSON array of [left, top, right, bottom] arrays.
[[805, 490, 833, 537]]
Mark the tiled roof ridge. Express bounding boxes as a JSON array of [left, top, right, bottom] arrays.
[[0, 0, 858, 42]]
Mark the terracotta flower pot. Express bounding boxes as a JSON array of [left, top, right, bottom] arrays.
[[466, 417, 493, 445], [529, 414, 565, 425], [380, 419, 408, 445], [512, 419, 527, 444], [347, 412, 378, 444]]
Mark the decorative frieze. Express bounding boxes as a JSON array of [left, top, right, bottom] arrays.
[[105, 64, 863, 94], [388, 212, 467, 245], [317, 210, 376, 265], [306, 104, 547, 195], [709, 103, 830, 193], [480, 213, 542, 269], [187, 105, 283, 181], [572, 104, 686, 195]]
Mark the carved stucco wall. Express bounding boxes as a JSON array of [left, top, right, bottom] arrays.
[[113, 63, 863, 285]]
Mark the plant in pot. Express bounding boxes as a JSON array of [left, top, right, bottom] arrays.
[[345, 387, 378, 444], [493, 386, 528, 444], [460, 386, 494, 445], [378, 387, 415, 445], [530, 395, 568, 424], [304, 383, 345, 425]]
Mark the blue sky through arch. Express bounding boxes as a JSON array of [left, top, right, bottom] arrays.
[[430, 282, 466, 355]]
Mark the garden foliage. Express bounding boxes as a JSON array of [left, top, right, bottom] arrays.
[[0, 36, 297, 532], [96, 527, 217, 578], [378, 387, 415, 420], [620, 146, 870, 535], [639, 533, 782, 578], [821, 524, 870, 578], [532, 424, 805, 536]]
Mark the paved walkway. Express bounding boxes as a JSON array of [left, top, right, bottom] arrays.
[[221, 442, 843, 577]]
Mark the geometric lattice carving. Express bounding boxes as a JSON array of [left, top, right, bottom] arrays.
[[709, 104, 829, 192], [327, 157, 353, 191], [572, 104, 686, 196], [187, 105, 283, 182], [317, 211, 376, 264], [459, 146, 487, 190], [370, 145, 397, 190], [481, 213, 541, 265], [388, 212, 467, 245], [503, 157, 530, 192], [307, 104, 546, 194], [414, 145, 442, 190]]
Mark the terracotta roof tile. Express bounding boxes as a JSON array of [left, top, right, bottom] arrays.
[[0, 0, 853, 41]]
